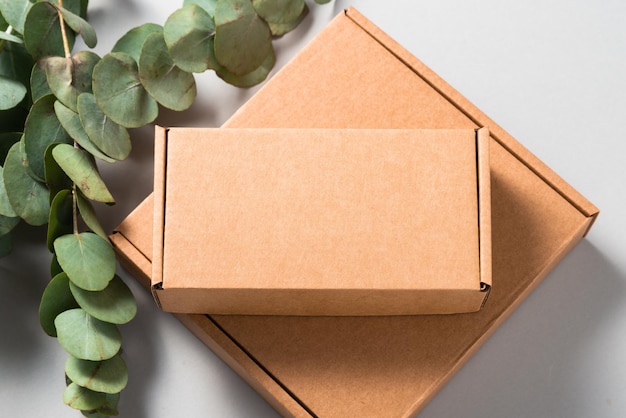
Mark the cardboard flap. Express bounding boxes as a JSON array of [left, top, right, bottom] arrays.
[[151, 125, 168, 308], [476, 127, 492, 290]]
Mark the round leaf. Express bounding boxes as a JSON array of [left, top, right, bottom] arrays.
[[77, 93, 131, 161], [23, 1, 75, 60], [164, 5, 215, 73], [52, 143, 115, 204], [112, 23, 163, 63], [51, 253, 63, 277], [0, 31, 23, 44], [92, 52, 158, 128], [24, 94, 72, 181], [46, 189, 73, 252], [214, 0, 272, 75], [2, 141, 50, 225], [0, 76, 26, 110], [0, 0, 32, 33], [55, 308, 121, 361], [30, 60, 52, 103], [138, 32, 197, 111], [252, 0, 306, 36], [76, 191, 107, 240], [52, 4, 97, 48], [65, 354, 128, 394], [63, 382, 107, 411], [0, 165, 17, 217], [54, 100, 116, 164], [215, 46, 275, 88], [0, 39, 34, 95], [44, 142, 73, 201], [183, 0, 217, 17], [38, 272, 79, 337], [44, 52, 100, 112], [54, 232, 116, 291], [70, 275, 137, 325]]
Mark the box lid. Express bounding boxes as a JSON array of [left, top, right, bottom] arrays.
[[152, 127, 491, 315]]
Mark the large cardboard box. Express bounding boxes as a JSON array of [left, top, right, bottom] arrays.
[[111, 8, 598, 417], [152, 127, 492, 315]]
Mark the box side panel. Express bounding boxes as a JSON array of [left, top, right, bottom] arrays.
[[151, 126, 168, 294], [477, 127, 492, 289]]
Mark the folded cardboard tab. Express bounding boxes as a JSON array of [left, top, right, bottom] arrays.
[[111, 7, 598, 417], [151, 127, 491, 316]]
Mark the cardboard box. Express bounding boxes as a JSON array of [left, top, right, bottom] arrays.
[[111, 7, 598, 417], [152, 127, 492, 316]]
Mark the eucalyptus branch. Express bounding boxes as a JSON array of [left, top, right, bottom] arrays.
[[56, 0, 72, 58]]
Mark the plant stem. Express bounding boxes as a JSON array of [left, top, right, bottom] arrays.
[[57, 0, 71, 58]]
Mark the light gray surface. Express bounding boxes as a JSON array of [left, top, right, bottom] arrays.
[[1, 1, 625, 417]]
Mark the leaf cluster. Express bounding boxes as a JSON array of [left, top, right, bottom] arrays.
[[0, 0, 329, 415]]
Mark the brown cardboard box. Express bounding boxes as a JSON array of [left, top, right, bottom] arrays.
[[152, 127, 492, 315], [111, 7, 598, 417]]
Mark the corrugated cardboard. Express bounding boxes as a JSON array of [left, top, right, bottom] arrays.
[[111, 7, 598, 417], [152, 127, 491, 315]]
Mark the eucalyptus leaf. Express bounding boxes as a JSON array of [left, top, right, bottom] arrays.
[[138, 32, 196, 111], [81, 392, 120, 417], [49, 3, 97, 48], [0, 0, 32, 33], [53, 231, 116, 291], [183, 0, 217, 17], [54, 101, 116, 164], [52, 143, 115, 204], [0, 165, 17, 217], [44, 142, 73, 201], [214, 46, 275, 88], [39, 272, 80, 337], [70, 275, 136, 325], [31, 60, 52, 103], [0, 76, 26, 110], [0, 38, 35, 90], [252, 0, 306, 36], [92, 52, 158, 128], [214, 0, 272, 75], [2, 141, 50, 225], [111, 23, 163, 64], [46, 189, 73, 252], [0, 232, 10, 257], [77, 93, 130, 161], [23, 1, 75, 60], [164, 5, 215, 73], [55, 309, 121, 361], [63, 382, 107, 411], [44, 52, 100, 112], [24, 94, 72, 181], [51, 253, 63, 277], [65, 354, 128, 394], [0, 212, 19, 235], [0, 30, 22, 44], [76, 191, 107, 240]]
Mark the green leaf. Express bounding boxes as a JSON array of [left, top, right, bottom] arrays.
[[52, 143, 115, 204], [112, 23, 163, 64], [0, 30, 22, 44], [46, 189, 73, 252], [164, 5, 215, 73], [50, 4, 97, 48], [77, 93, 131, 161], [55, 309, 121, 361], [65, 354, 128, 394], [63, 382, 107, 411], [0, 165, 17, 217], [76, 191, 107, 240], [214, 46, 275, 88], [0, 212, 19, 235], [54, 100, 116, 164], [81, 392, 120, 417], [24, 94, 72, 181], [2, 140, 50, 225], [138, 32, 196, 111], [314, 0, 332, 3], [51, 253, 63, 277], [0, 0, 32, 33], [44, 142, 72, 200], [0, 38, 35, 92], [214, 0, 272, 75], [23, 1, 75, 60], [44, 52, 100, 112], [53, 231, 115, 291], [0, 232, 11, 257], [183, 0, 217, 17], [92, 52, 158, 128], [252, 0, 306, 36], [39, 272, 80, 337], [70, 275, 136, 325], [30, 60, 52, 103], [0, 77, 26, 110]]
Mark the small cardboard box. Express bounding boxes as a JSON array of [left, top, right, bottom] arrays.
[[111, 7, 598, 417], [152, 127, 492, 316]]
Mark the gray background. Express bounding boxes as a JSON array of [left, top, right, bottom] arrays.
[[1, 1, 625, 416]]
